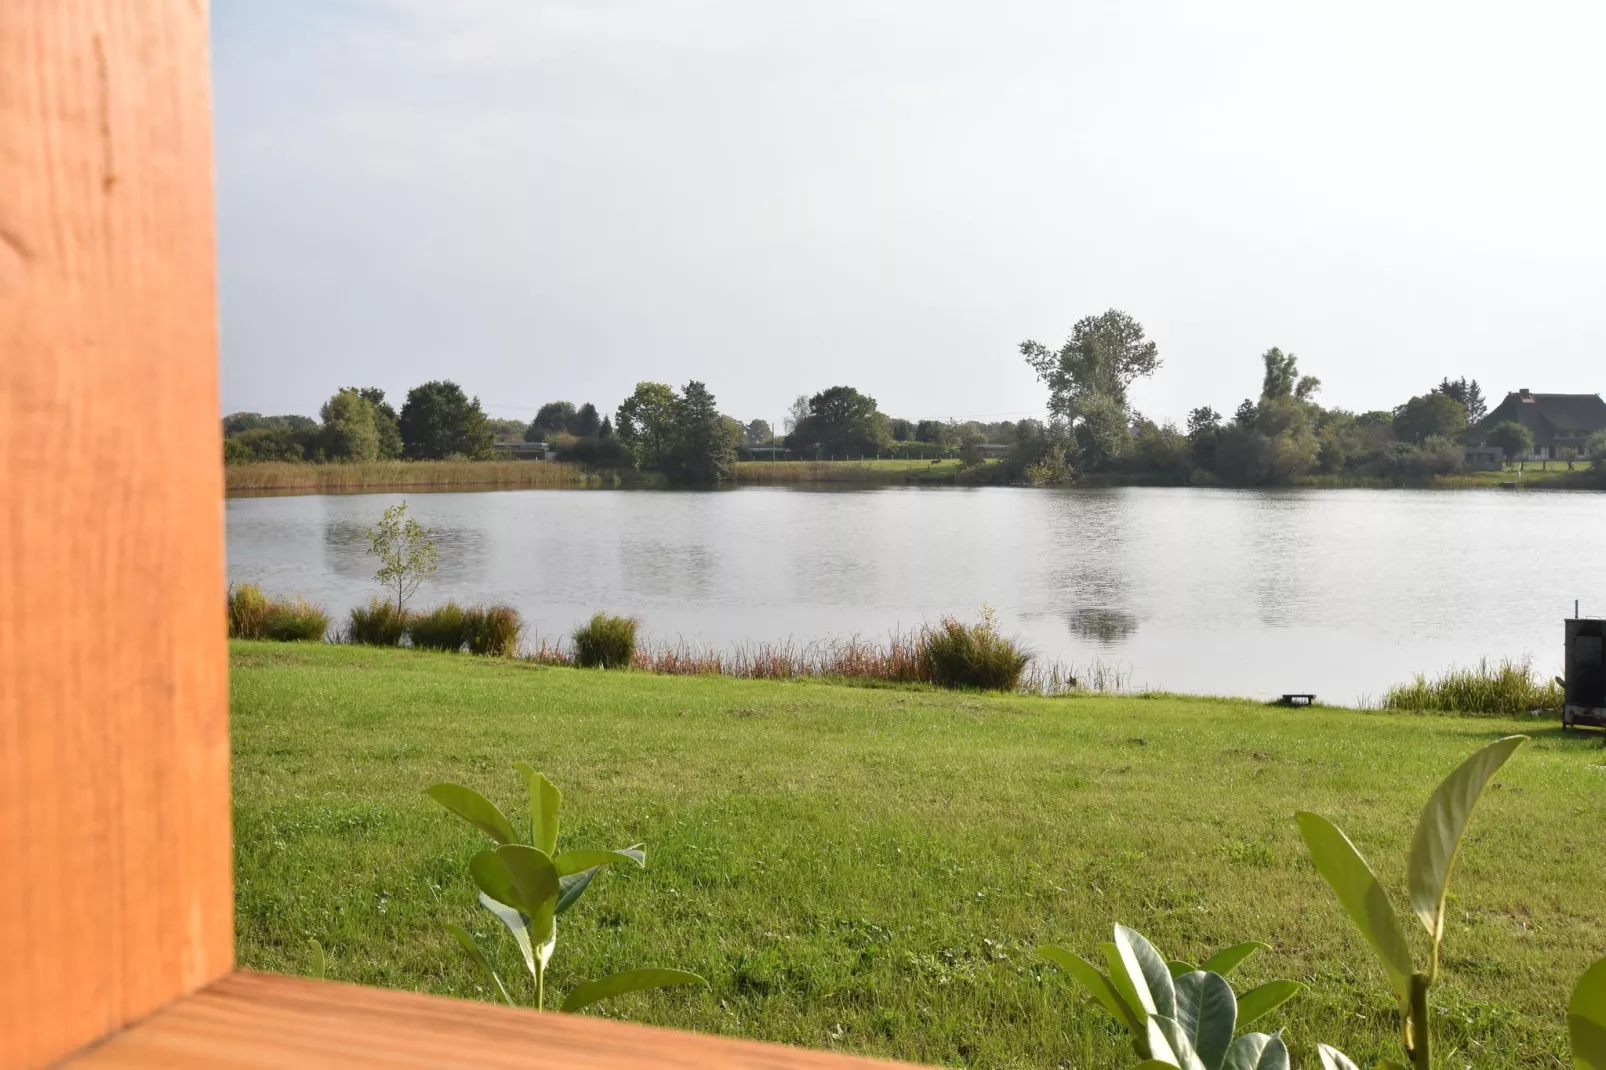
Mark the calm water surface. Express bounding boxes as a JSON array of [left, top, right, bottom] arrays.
[[225, 486, 1606, 703]]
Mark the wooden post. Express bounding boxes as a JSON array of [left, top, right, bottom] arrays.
[[0, 2, 232, 1066]]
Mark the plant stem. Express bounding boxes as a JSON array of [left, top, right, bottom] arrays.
[[1408, 972, 1431, 1069], [536, 964, 544, 1011]]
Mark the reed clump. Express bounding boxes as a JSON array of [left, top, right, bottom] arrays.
[[228, 584, 329, 642], [463, 604, 522, 657], [573, 613, 639, 668], [1383, 657, 1563, 716], [407, 603, 468, 652], [916, 608, 1032, 691], [348, 598, 411, 646]]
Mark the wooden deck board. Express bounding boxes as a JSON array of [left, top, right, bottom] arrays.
[[63, 972, 915, 1069]]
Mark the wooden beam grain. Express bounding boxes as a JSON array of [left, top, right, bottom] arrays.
[[0, 2, 231, 1067], [65, 973, 918, 1069]]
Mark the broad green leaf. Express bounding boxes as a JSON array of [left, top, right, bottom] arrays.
[[477, 892, 535, 979], [445, 923, 514, 1006], [1117, 926, 1178, 1020], [1407, 736, 1527, 947], [469, 849, 523, 912], [1569, 956, 1606, 1070], [496, 844, 559, 958], [1172, 971, 1236, 1070], [1104, 942, 1147, 1025], [559, 967, 705, 1013], [1296, 812, 1414, 1005], [1317, 1044, 1361, 1070], [1168, 960, 1200, 979], [1236, 979, 1304, 1027], [557, 868, 598, 915], [554, 848, 645, 877], [513, 762, 562, 856], [1224, 1033, 1290, 1070], [1202, 942, 1268, 977], [425, 783, 518, 845], [1149, 1015, 1208, 1070], [307, 938, 326, 980], [1037, 946, 1142, 1036]]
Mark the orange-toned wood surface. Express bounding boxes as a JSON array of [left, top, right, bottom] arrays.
[[65, 973, 916, 1069], [0, 2, 233, 1067]]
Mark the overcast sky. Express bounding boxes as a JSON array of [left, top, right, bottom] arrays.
[[214, 1, 1606, 428]]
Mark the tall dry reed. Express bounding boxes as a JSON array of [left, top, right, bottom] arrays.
[[226, 459, 595, 496], [1383, 657, 1562, 716]]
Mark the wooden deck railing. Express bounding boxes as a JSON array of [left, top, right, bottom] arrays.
[[0, 4, 918, 1067]]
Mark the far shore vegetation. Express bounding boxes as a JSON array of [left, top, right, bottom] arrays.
[[223, 311, 1606, 494]]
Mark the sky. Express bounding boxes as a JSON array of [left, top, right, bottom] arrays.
[[213, 1, 1606, 429]]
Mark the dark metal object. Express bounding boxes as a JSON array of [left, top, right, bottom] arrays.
[[1280, 694, 1315, 708], [1564, 617, 1606, 728]]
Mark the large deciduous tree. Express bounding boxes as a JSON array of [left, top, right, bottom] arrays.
[[398, 380, 494, 460], [1488, 420, 1534, 462], [1020, 309, 1161, 419], [355, 387, 404, 459], [1393, 393, 1467, 444], [786, 385, 890, 458], [319, 388, 381, 462], [615, 382, 682, 471]]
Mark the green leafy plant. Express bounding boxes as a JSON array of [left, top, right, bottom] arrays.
[[427, 763, 703, 1012], [1296, 735, 1527, 1069], [366, 500, 440, 612], [1038, 924, 1303, 1068], [573, 613, 639, 669], [308, 937, 326, 979]]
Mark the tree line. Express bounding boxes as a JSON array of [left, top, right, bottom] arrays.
[[224, 312, 1601, 486]]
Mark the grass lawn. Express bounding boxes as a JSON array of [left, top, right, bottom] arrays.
[[232, 642, 1606, 1068]]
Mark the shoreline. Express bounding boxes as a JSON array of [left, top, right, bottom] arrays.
[[226, 457, 1601, 498]]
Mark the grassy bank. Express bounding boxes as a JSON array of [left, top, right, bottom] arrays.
[[735, 458, 977, 484], [225, 459, 598, 495], [232, 642, 1604, 1067]]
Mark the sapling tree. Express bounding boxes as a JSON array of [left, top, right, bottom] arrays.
[[427, 763, 704, 1012], [365, 501, 439, 612]]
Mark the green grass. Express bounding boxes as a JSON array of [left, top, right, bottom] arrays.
[[231, 642, 1606, 1067]]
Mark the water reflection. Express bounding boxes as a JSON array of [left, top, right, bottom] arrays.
[[225, 486, 1606, 702]]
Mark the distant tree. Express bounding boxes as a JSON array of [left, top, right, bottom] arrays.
[[571, 402, 602, 438], [744, 418, 773, 445], [664, 382, 740, 484], [1232, 399, 1258, 428], [1392, 393, 1467, 444], [319, 388, 381, 462], [914, 419, 945, 445], [598, 415, 614, 438], [1133, 420, 1191, 478], [1433, 377, 1488, 424], [487, 418, 528, 443], [782, 394, 811, 436], [1488, 420, 1534, 463], [1021, 309, 1161, 418], [223, 412, 318, 437], [354, 388, 403, 459], [1186, 406, 1222, 470], [398, 380, 494, 460], [1588, 430, 1606, 464], [222, 426, 311, 464], [615, 382, 682, 470], [1259, 348, 1321, 401], [528, 402, 577, 442], [888, 417, 915, 442], [787, 386, 891, 458]]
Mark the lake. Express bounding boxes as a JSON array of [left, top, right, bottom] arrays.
[[225, 485, 1606, 703]]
